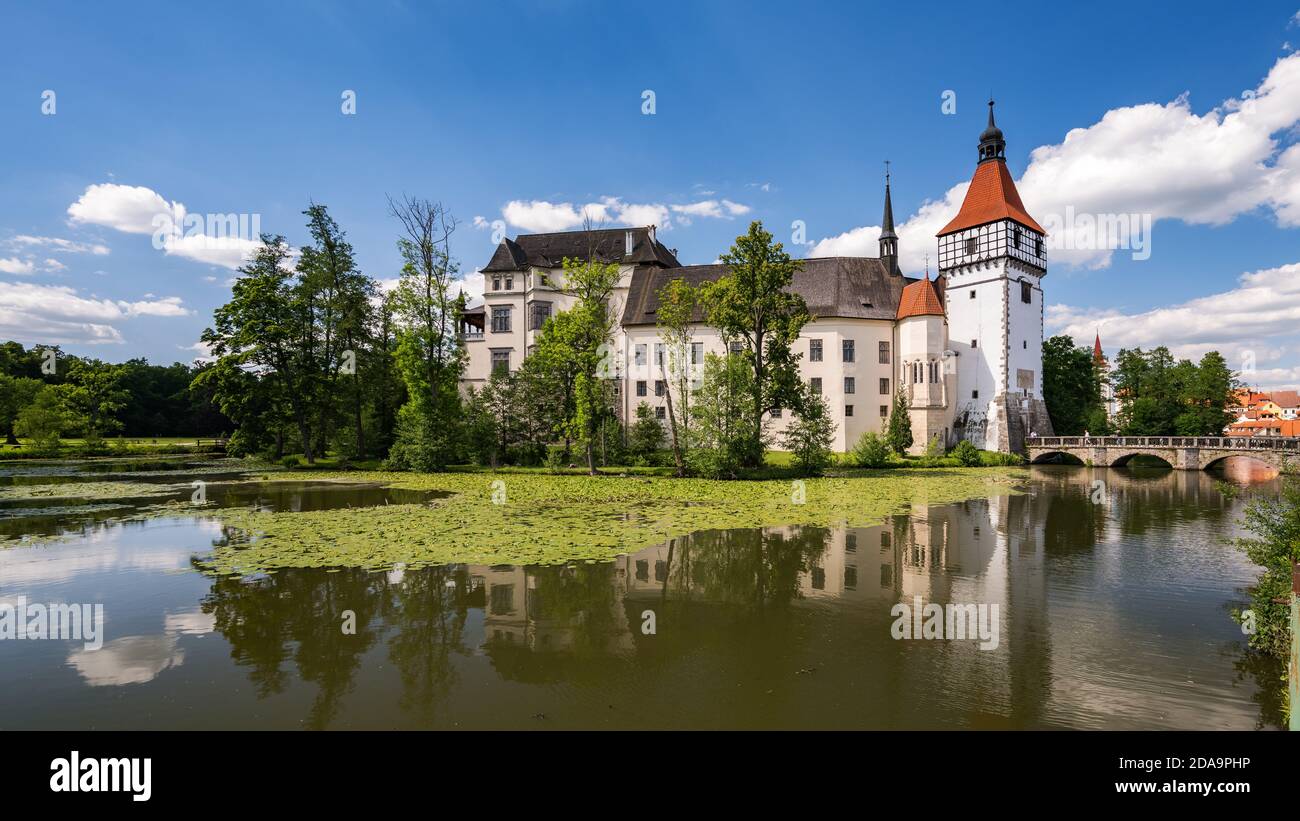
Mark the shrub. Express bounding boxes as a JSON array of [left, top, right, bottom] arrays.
[[281, 455, 298, 469], [851, 431, 893, 468], [919, 434, 945, 467], [952, 439, 981, 467], [980, 450, 1026, 466]]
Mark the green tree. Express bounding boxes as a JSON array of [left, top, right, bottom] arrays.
[[689, 352, 761, 478], [387, 196, 465, 469], [885, 388, 913, 455], [15, 385, 77, 453], [0, 373, 43, 445], [628, 402, 664, 466], [1042, 335, 1106, 435], [548, 238, 621, 475], [62, 358, 128, 441], [780, 388, 836, 476], [699, 221, 810, 468], [655, 277, 699, 476], [1234, 479, 1300, 659], [202, 235, 323, 462], [1175, 351, 1237, 435]]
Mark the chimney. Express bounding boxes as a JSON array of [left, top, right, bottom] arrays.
[[625, 230, 634, 256]]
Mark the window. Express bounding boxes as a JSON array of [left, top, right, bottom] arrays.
[[811, 567, 825, 590], [504, 275, 513, 290], [880, 564, 892, 587], [970, 339, 977, 349], [842, 339, 855, 362], [846, 533, 857, 552], [728, 340, 744, 354], [654, 406, 665, 420], [529, 301, 551, 330], [636, 380, 647, 397], [691, 341, 703, 365], [878, 340, 890, 364], [844, 565, 857, 590], [845, 404, 854, 416], [809, 339, 823, 362], [655, 561, 667, 582], [538, 273, 550, 287], [634, 344, 646, 367], [844, 377, 855, 394], [879, 377, 890, 395], [1023, 340, 1028, 349], [972, 390, 979, 399], [490, 350, 510, 374], [810, 377, 822, 396], [1021, 280, 1032, 303], [635, 560, 648, 581], [969, 289, 976, 299], [772, 407, 782, 418], [654, 343, 665, 369], [880, 405, 888, 417], [1014, 227, 1023, 249], [881, 531, 891, 548], [655, 380, 666, 397], [490, 584, 514, 614], [1035, 238, 1043, 257], [492, 277, 501, 291], [965, 236, 978, 255], [491, 306, 511, 333]]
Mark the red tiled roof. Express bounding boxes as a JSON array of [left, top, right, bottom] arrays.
[[896, 277, 945, 320], [938, 160, 1045, 235]]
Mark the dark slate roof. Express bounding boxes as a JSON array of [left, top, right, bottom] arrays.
[[482, 227, 680, 272], [621, 257, 911, 326]]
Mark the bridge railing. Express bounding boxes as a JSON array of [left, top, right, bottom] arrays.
[[1030, 435, 1300, 451]]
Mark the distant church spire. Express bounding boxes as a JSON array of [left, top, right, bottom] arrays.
[[978, 99, 1006, 164], [879, 161, 900, 275]]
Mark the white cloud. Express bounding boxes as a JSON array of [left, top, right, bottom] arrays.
[[1048, 260, 1300, 389], [66, 183, 261, 269], [0, 257, 35, 275], [0, 281, 190, 346], [811, 51, 1300, 272], [500, 195, 748, 233], [68, 183, 182, 235], [8, 235, 110, 255], [42, 258, 66, 272]]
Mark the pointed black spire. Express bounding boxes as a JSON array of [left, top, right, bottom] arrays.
[[879, 161, 899, 275], [978, 98, 1006, 164]]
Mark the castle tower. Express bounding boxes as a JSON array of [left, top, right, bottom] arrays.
[[937, 100, 1053, 452]]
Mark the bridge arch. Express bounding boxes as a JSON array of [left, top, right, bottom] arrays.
[[1201, 452, 1281, 472], [1028, 450, 1085, 466], [1109, 451, 1174, 469]]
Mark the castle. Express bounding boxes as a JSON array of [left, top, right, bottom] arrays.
[[460, 102, 1053, 454]]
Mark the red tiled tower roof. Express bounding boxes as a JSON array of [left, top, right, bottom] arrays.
[[938, 160, 1045, 235], [896, 276, 945, 319], [1093, 333, 1104, 363]]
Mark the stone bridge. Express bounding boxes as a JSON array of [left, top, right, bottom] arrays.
[[1027, 436, 1300, 473]]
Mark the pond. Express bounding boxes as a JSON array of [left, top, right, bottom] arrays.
[[0, 456, 1285, 729]]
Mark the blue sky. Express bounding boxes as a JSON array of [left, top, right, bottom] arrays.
[[3, 1, 1300, 387]]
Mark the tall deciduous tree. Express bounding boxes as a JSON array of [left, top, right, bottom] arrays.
[[1042, 335, 1106, 435], [202, 236, 325, 462], [386, 196, 465, 470], [655, 277, 699, 476], [699, 221, 810, 468]]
